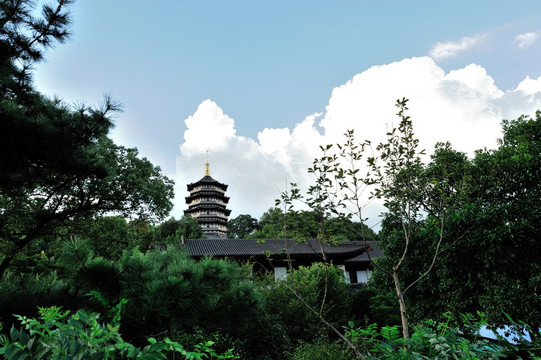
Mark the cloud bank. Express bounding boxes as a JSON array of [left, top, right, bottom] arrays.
[[174, 57, 541, 228]]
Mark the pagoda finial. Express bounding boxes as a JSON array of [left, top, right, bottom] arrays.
[[204, 151, 211, 176]]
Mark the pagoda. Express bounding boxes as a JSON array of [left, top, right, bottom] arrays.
[[184, 156, 231, 238]]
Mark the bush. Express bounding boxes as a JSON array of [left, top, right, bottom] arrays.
[[350, 287, 401, 327], [0, 305, 238, 359], [54, 240, 263, 342], [343, 313, 510, 359], [262, 262, 352, 343], [290, 337, 353, 360], [289, 313, 532, 359]]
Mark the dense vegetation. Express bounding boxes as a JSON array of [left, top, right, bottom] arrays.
[[227, 208, 378, 241], [1, 1, 540, 359]]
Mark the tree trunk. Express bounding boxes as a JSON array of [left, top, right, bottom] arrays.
[[393, 267, 409, 339]]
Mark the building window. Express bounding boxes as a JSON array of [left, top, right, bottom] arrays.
[[274, 267, 287, 281], [338, 265, 350, 284], [356, 269, 372, 283]]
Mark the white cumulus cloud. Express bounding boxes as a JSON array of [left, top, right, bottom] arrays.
[[513, 32, 539, 49], [173, 57, 541, 228], [515, 75, 541, 95], [181, 99, 237, 156], [429, 35, 485, 60]]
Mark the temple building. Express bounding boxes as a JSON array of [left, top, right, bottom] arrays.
[[182, 157, 381, 283], [184, 156, 231, 238]]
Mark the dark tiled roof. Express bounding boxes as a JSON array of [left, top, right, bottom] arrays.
[[185, 238, 368, 259], [343, 241, 384, 264], [186, 176, 228, 191]]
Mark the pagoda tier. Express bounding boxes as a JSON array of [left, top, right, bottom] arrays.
[[184, 159, 231, 238], [187, 176, 228, 192], [185, 190, 230, 205], [184, 204, 232, 218]]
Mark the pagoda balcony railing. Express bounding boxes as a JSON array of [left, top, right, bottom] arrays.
[[189, 199, 228, 206], [191, 185, 225, 194], [187, 197, 229, 204], [202, 226, 227, 232], [196, 213, 229, 220]]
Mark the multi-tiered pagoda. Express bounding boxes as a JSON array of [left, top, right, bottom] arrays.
[[184, 157, 231, 238]]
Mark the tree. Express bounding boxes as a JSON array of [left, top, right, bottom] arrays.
[[154, 215, 205, 243], [286, 99, 471, 341], [379, 112, 541, 329], [250, 208, 328, 240], [364, 100, 473, 338], [323, 217, 378, 242], [68, 216, 160, 260], [249, 208, 285, 238], [55, 240, 260, 348], [227, 214, 259, 238], [175, 215, 204, 240], [0, 136, 175, 277], [370, 111, 541, 334], [273, 132, 380, 359], [72, 216, 131, 260], [0, 0, 71, 102], [263, 263, 352, 343], [158, 217, 182, 239], [466, 113, 541, 329], [0, 0, 175, 278]]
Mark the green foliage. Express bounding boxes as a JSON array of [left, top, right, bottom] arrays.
[[154, 215, 206, 245], [227, 214, 259, 238], [175, 214, 205, 240], [0, 270, 70, 326], [250, 207, 377, 242], [0, 0, 71, 101], [288, 313, 515, 359], [346, 314, 509, 359], [285, 312, 541, 360], [392, 317, 506, 360], [250, 207, 294, 239], [0, 0, 175, 278], [290, 337, 352, 360], [350, 288, 401, 327], [371, 99, 427, 216], [0, 304, 238, 359], [68, 216, 150, 260], [372, 111, 541, 329], [263, 263, 352, 343], [55, 241, 261, 344], [323, 217, 378, 242], [158, 216, 182, 239], [1, 237, 268, 356], [155, 215, 205, 243], [458, 112, 541, 328], [173, 328, 247, 360]]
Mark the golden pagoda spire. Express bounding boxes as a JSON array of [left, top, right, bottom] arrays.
[[204, 151, 211, 176]]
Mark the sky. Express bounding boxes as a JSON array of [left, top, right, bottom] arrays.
[[33, 1, 541, 229]]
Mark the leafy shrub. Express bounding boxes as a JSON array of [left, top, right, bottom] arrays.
[[290, 337, 353, 360], [262, 262, 352, 343], [350, 288, 401, 327], [0, 270, 72, 328], [342, 313, 509, 359], [0, 305, 238, 359], [56, 240, 263, 342]]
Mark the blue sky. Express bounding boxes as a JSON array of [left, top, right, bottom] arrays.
[[34, 1, 541, 226]]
